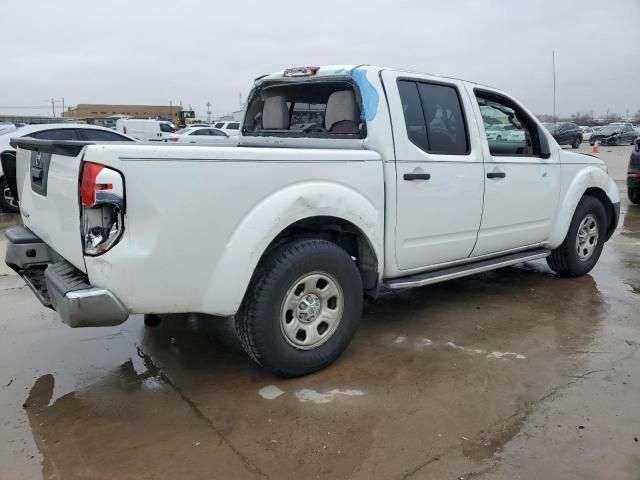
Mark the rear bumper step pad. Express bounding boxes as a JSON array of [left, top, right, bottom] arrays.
[[5, 226, 129, 328]]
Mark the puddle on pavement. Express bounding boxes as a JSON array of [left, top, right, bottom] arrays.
[[2, 205, 640, 478]]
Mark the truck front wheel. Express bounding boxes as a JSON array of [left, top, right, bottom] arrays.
[[236, 238, 363, 377], [546, 196, 607, 276]]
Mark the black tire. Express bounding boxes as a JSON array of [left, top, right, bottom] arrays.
[[629, 188, 640, 205], [547, 196, 607, 277], [496, 135, 502, 141], [236, 238, 363, 377], [0, 176, 19, 213], [632, 137, 638, 146], [571, 136, 581, 149]]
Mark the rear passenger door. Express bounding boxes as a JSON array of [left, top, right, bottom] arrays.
[[382, 71, 485, 272], [468, 87, 560, 256]]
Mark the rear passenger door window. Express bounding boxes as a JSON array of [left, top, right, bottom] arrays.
[[397, 80, 469, 155]]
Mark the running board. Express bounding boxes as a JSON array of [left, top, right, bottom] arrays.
[[384, 248, 551, 290]]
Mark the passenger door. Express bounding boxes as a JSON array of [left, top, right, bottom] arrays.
[[468, 87, 560, 256], [382, 72, 485, 272]]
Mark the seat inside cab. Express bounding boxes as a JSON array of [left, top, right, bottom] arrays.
[[244, 81, 364, 137]]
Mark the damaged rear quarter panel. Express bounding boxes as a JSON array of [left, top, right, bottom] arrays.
[[83, 145, 384, 316]]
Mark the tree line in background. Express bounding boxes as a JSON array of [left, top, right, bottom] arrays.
[[537, 109, 640, 126]]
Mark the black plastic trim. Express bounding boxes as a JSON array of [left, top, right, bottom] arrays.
[[9, 138, 94, 157]]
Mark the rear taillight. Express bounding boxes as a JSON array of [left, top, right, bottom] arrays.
[[79, 162, 125, 256]]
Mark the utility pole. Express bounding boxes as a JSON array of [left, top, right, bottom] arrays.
[[552, 50, 556, 124], [206, 102, 212, 123], [51, 98, 56, 117], [239, 92, 242, 108], [61, 97, 65, 117]]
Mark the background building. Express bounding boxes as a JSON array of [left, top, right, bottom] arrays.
[[63, 104, 182, 123]]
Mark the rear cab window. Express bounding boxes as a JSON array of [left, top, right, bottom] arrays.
[[242, 78, 365, 139]]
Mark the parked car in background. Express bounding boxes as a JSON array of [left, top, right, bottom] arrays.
[[0, 123, 135, 212], [543, 122, 582, 148], [0, 122, 16, 135], [167, 126, 237, 145], [628, 139, 640, 204], [580, 126, 593, 142], [484, 124, 513, 141], [212, 121, 241, 137], [590, 123, 637, 146], [5, 64, 619, 376], [115, 119, 176, 141]]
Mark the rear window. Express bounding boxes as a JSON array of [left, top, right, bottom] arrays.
[[82, 129, 133, 141], [243, 80, 363, 138], [30, 129, 79, 141], [226, 122, 239, 130]]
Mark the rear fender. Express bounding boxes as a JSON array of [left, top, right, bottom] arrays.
[[200, 181, 383, 315]]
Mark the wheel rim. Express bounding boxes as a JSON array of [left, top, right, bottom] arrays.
[[2, 184, 18, 209], [575, 214, 599, 261], [280, 271, 344, 350]]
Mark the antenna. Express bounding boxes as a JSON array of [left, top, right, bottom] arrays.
[[552, 50, 557, 124]]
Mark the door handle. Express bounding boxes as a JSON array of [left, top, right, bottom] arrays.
[[487, 172, 506, 179], [404, 173, 431, 181]]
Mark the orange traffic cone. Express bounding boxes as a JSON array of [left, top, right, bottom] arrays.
[[591, 141, 600, 154]]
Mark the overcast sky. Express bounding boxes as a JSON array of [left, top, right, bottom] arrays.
[[1, 0, 639, 119]]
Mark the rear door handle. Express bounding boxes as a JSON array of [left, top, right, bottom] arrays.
[[487, 172, 506, 179], [404, 173, 431, 181]]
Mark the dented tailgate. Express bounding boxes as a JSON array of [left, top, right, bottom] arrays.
[[11, 138, 90, 272]]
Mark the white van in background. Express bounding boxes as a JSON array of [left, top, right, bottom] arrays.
[[115, 119, 176, 141], [212, 121, 241, 137]]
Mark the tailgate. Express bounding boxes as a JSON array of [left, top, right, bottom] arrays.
[[10, 138, 92, 272]]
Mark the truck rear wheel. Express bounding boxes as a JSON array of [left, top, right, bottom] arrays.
[[546, 196, 607, 276], [236, 238, 363, 377]]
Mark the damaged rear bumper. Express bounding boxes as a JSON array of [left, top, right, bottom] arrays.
[[5, 226, 129, 328]]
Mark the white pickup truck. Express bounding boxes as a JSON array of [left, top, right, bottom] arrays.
[[4, 65, 619, 376]]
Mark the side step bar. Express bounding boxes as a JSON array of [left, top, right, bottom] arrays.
[[384, 248, 551, 290]]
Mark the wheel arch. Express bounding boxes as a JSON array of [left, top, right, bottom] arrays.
[[583, 187, 617, 241], [198, 181, 384, 315], [547, 167, 620, 248], [261, 215, 381, 296]]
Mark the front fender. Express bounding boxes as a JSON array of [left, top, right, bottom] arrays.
[[547, 166, 620, 248], [200, 181, 384, 315]]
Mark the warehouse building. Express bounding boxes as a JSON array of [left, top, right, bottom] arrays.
[[63, 104, 181, 122]]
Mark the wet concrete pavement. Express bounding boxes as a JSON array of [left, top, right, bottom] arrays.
[[1, 145, 639, 479]]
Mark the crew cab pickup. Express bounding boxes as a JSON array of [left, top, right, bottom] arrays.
[[4, 65, 620, 376]]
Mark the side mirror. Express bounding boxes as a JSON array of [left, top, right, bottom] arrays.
[[538, 124, 551, 159]]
